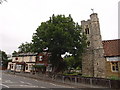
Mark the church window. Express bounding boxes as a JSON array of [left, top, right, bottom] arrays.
[[85, 28, 89, 34], [111, 62, 119, 72], [97, 63, 98, 65], [87, 41, 90, 47], [85, 25, 90, 34]]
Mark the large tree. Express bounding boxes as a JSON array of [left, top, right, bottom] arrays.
[[18, 42, 34, 53], [32, 14, 87, 73]]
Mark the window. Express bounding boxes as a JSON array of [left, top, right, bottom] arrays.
[[111, 62, 119, 72], [15, 57, 18, 60], [16, 65, 22, 70], [39, 56, 43, 61], [26, 65, 28, 70], [87, 41, 90, 47], [29, 65, 32, 70], [85, 25, 90, 34], [85, 28, 89, 34], [11, 64, 13, 69], [29, 56, 32, 62]]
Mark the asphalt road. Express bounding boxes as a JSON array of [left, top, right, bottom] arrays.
[[1, 71, 81, 89], [1, 71, 113, 90]]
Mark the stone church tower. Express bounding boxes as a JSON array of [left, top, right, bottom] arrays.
[[81, 13, 106, 78]]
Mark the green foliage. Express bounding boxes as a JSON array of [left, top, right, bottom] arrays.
[[64, 56, 75, 69], [32, 14, 87, 73], [12, 51, 18, 56], [108, 76, 120, 80], [33, 65, 46, 69], [63, 72, 82, 76], [18, 42, 34, 53], [64, 56, 82, 70], [0, 50, 8, 68]]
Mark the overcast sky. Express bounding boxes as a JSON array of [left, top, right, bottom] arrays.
[[0, 0, 119, 54]]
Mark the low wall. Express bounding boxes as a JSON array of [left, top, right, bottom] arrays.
[[55, 75, 120, 89]]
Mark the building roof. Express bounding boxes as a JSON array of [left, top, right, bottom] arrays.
[[13, 52, 38, 57], [19, 52, 38, 56], [102, 39, 120, 57]]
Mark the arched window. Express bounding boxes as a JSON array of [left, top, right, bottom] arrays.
[[85, 28, 89, 34], [85, 25, 90, 34]]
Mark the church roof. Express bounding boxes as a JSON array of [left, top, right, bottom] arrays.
[[102, 39, 120, 57]]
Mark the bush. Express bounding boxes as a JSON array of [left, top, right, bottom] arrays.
[[108, 76, 120, 80], [33, 65, 46, 69], [63, 72, 81, 76]]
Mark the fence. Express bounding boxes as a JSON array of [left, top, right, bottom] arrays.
[[54, 75, 120, 89]]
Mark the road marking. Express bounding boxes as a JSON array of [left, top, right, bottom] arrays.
[[35, 80, 38, 82], [20, 81, 31, 85], [20, 81, 24, 83], [0, 84, 9, 88], [3, 80, 15, 84], [20, 85, 38, 87], [0, 78, 1, 80], [41, 86, 46, 88], [49, 83, 57, 86], [8, 84, 38, 88], [49, 82, 73, 88]]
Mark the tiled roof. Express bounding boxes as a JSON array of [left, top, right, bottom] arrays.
[[102, 39, 120, 57]]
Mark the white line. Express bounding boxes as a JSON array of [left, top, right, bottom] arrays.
[[35, 80, 38, 82], [49, 83, 57, 86], [20, 85, 38, 87], [20, 81, 31, 85], [0, 84, 9, 88], [3, 80, 15, 84], [8, 85, 38, 87], [20, 81, 25, 83], [49, 83, 73, 88], [41, 86, 46, 88]]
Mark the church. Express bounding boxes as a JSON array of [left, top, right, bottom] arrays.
[[81, 13, 120, 78]]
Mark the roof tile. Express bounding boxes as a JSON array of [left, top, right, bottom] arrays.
[[102, 39, 120, 57]]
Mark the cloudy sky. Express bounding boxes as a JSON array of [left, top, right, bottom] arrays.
[[0, 0, 119, 54]]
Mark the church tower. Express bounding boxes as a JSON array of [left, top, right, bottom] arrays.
[[81, 13, 106, 78]]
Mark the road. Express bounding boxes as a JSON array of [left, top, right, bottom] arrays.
[[1, 71, 112, 90], [1, 71, 81, 89]]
